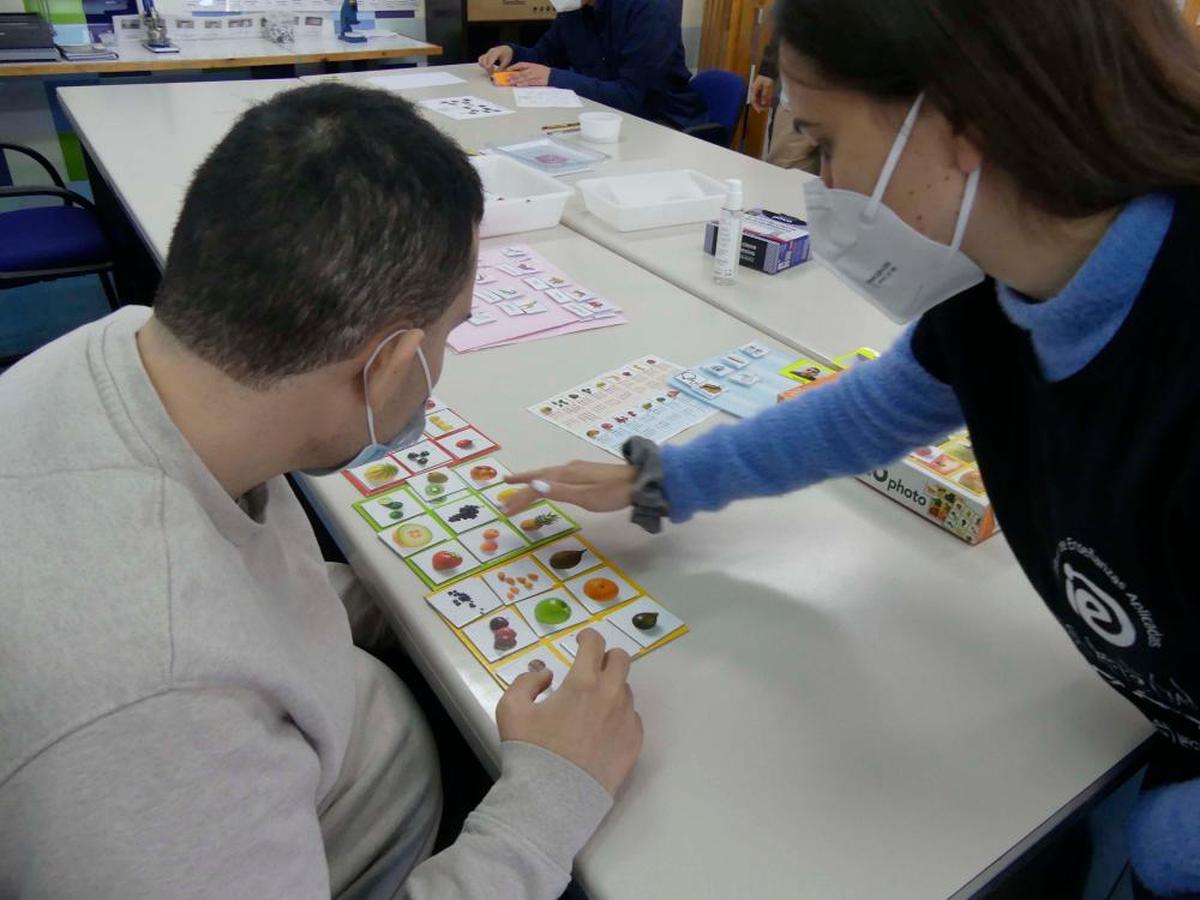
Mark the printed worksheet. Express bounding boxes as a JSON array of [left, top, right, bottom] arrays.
[[512, 87, 583, 109], [419, 95, 513, 120], [529, 356, 717, 456]]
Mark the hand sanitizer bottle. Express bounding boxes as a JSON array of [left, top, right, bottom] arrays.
[[713, 178, 744, 286]]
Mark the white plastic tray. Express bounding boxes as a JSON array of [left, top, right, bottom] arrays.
[[471, 155, 573, 237], [575, 169, 726, 232]]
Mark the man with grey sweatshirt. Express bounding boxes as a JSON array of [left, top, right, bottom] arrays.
[[0, 83, 642, 899]]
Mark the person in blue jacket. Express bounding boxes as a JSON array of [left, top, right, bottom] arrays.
[[501, 0, 1200, 896], [477, 0, 707, 131]]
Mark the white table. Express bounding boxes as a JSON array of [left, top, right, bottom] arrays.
[[0, 33, 438, 78], [301, 63, 903, 360], [296, 226, 1148, 899], [61, 79, 302, 267], [56, 77, 1152, 898]]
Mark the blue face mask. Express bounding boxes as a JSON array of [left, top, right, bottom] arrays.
[[304, 329, 435, 476]]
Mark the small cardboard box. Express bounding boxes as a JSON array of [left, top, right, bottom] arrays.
[[857, 430, 998, 545], [467, 0, 555, 21], [771, 348, 998, 545], [703, 208, 811, 275]]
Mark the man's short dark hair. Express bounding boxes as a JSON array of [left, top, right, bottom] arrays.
[[155, 83, 483, 386]]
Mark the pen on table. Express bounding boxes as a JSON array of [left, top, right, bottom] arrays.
[[542, 121, 581, 134]]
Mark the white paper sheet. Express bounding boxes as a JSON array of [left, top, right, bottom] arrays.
[[419, 95, 514, 120], [366, 71, 465, 92], [512, 87, 583, 109]]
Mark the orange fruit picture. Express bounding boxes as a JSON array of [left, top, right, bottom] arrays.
[[582, 577, 619, 602]]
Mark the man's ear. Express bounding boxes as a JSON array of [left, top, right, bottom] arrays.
[[355, 327, 426, 411]]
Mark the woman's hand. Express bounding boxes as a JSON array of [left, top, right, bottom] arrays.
[[501, 460, 636, 516]]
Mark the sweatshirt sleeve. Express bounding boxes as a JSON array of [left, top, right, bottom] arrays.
[[1, 690, 613, 900], [662, 326, 964, 522], [401, 741, 612, 899]]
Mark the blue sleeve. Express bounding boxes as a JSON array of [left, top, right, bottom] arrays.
[[1128, 778, 1200, 895], [546, 0, 671, 114], [508, 23, 569, 68], [661, 326, 964, 522]]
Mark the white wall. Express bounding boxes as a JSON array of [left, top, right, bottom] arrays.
[[0, 0, 29, 11]]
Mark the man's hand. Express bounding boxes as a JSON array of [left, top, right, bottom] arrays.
[[497, 629, 643, 796], [750, 74, 775, 113], [478, 45, 514, 72], [507, 62, 552, 87], [501, 460, 636, 517]]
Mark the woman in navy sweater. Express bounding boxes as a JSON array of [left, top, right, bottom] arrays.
[[503, 1, 1200, 894]]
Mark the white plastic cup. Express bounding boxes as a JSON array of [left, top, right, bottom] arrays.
[[579, 112, 623, 144]]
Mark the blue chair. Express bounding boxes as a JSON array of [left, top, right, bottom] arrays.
[[0, 143, 118, 311], [684, 69, 748, 147]]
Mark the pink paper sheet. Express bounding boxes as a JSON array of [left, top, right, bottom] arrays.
[[448, 245, 627, 353]]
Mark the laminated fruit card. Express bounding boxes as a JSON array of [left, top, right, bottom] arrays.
[[342, 397, 501, 496], [424, 534, 689, 692], [359, 455, 582, 589]]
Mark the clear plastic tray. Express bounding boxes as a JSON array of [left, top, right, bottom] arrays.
[[488, 137, 608, 177]]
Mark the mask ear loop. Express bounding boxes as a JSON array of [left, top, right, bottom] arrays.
[[360, 328, 410, 446], [864, 92, 926, 221], [948, 165, 981, 256], [414, 345, 434, 396]]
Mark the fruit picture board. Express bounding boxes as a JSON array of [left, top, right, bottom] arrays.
[[355, 456, 582, 590], [341, 397, 502, 496], [343, 407, 689, 693], [425, 533, 688, 692]]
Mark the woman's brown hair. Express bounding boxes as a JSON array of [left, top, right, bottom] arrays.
[[776, 0, 1200, 217]]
